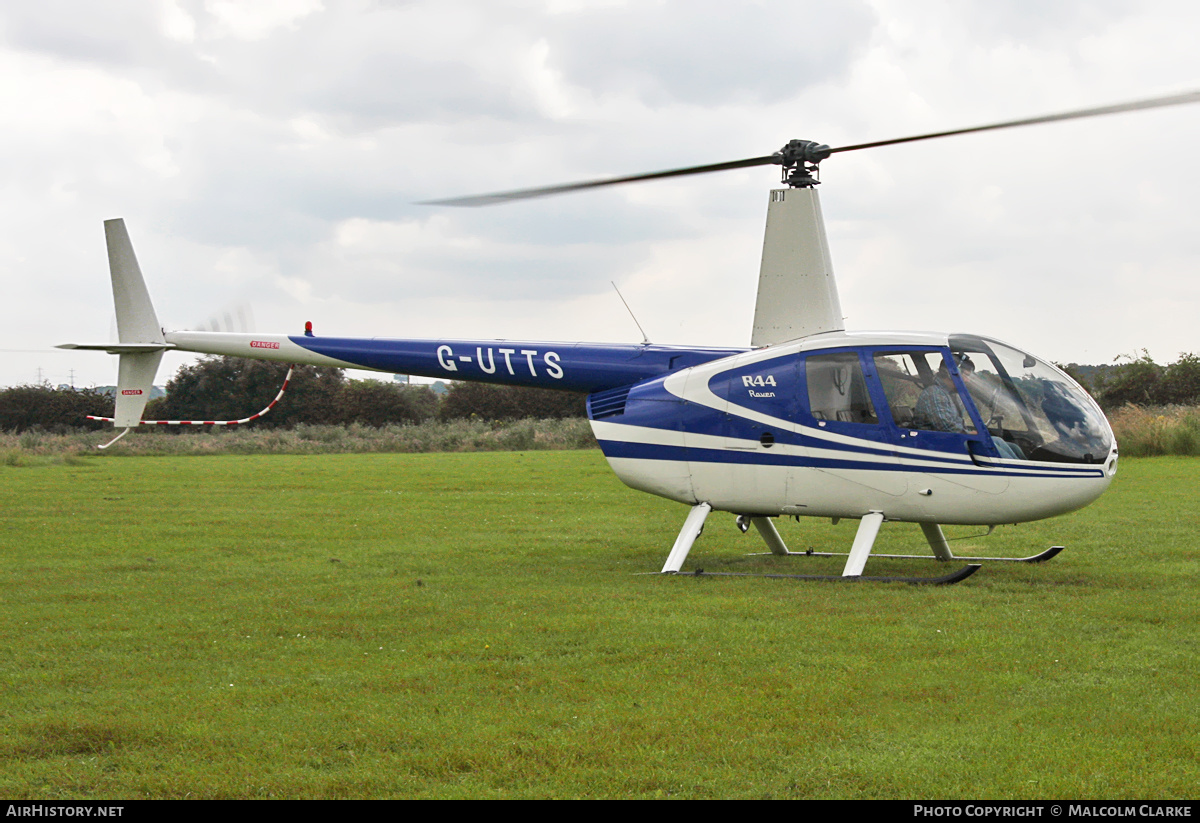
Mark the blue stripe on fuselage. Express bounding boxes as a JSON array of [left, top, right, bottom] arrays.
[[596, 438, 1107, 479]]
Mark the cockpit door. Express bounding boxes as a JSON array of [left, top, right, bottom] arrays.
[[866, 348, 1009, 493]]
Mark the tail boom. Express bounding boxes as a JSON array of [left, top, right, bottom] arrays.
[[165, 331, 744, 394]]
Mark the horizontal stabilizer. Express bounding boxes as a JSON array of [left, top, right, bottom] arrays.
[[57, 342, 174, 353]]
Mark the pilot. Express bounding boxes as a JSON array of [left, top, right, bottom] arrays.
[[955, 355, 1028, 460]]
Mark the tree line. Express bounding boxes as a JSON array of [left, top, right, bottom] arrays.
[[1, 356, 585, 433], [1062, 352, 1200, 410]]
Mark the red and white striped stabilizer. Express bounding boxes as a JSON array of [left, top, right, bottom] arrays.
[[89, 367, 295, 427]]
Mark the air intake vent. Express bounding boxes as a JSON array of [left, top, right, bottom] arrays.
[[587, 385, 632, 419]]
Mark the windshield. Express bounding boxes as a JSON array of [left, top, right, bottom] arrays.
[[950, 335, 1113, 464]]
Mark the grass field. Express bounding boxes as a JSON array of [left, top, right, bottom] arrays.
[[1, 451, 1197, 799]]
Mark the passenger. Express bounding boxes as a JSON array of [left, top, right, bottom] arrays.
[[914, 361, 969, 433], [913, 355, 1025, 459]]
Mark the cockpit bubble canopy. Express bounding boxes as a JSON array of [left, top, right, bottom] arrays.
[[949, 335, 1112, 464]]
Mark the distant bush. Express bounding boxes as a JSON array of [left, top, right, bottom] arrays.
[[1094, 352, 1165, 408], [144, 357, 345, 427], [1071, 352, 1200, 411], [334, 379, 439, 427], [438, 382, 586, 422], [142, 358, 576, 428], [137, 357, 442, 429], [1158, 354, 1200, 406], [0, 386, 111, 433]]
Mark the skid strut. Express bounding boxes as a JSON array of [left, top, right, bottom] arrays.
[[753, 510, 890, 578], [844, 511, 883, 577], [661, 509, 979, 584], [661, 503, 711, 573]]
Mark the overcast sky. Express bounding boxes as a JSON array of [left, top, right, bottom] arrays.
[[3, 0, 1199, 389]]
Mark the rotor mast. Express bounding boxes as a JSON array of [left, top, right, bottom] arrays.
[[749, 140, 842, 348]]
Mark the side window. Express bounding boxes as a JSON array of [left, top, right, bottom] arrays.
[[874, 350, 976, 434], [805, 352, 878, 425]]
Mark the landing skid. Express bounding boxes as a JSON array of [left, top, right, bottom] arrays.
[[659, 507, 988, 584], [668, 564, 981, 586], [775, 545, 1064, 564], [660, 507, 1060, 584]]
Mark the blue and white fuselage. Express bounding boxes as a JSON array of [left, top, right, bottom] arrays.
[[161, 327, 1116, 528], [586, 330, 1116, 527]]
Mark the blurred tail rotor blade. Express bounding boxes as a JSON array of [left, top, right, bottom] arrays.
[[193, 302, 256, 334]]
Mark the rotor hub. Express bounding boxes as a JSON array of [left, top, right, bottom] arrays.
[[772, 139, 832, 188]]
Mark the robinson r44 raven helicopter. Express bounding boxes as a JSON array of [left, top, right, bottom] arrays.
[[62, 90, 1200, 584]]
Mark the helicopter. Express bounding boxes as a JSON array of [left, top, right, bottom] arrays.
[[60, 90, 1200, 584]]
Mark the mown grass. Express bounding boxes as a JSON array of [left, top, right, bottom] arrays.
[[0, 452, 1197, 798]]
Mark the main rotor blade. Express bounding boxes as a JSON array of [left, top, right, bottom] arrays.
[[422, 89, 1200, 207], [420, 154, 778, 207], [829, 89, 1200, 155]]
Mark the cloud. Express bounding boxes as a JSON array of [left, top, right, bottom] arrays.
[[3, 0, 1200, 391], [544, 1, 876, 106]]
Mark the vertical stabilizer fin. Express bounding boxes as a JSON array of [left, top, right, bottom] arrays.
[[113, 351, 164, 428], [104, 219, 165, 428], [105, 218, 164, 345], [750, 188, 844, 347]]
